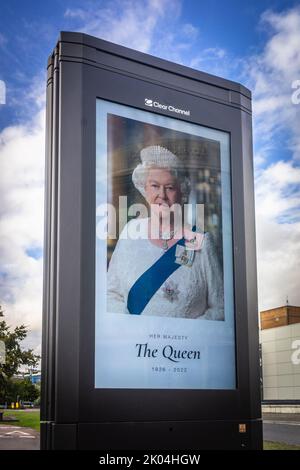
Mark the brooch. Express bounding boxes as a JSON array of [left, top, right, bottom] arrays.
[[175, 244, 195, 267], [161, 280, 179, 302]]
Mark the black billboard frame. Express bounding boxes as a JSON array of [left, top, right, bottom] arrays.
[[42, 32, 262, 450]]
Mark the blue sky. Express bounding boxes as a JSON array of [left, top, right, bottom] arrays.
[[0, 0, 300, 352], [1, 0, 299, 158]]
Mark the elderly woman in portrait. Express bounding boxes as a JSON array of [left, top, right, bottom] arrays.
[[107, 145, 224, 320]]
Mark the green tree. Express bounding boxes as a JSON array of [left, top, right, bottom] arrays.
[[14, 378, 40, 402], [0, 306, 40, 403]]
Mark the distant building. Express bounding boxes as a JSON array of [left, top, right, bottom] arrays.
[[14, 370, 41, 385], [260, 305, 300, 330], [260, 305, 300, 407], [23, 371, 41, 385], [30, 374, 41, 385]]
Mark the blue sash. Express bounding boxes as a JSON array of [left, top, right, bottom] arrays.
[[127, 237, 186, 315]]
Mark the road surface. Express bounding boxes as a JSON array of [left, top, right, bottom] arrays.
[[263, 413, 300, 446], [0, 426, 40, 450]]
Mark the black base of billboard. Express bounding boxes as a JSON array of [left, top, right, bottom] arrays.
[[41, 419, 262, 450]]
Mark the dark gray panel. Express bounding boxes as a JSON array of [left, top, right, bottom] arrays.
[[58, 31, 251, 99], [53, 59, 83, 423], [51, 423, 77, 450]]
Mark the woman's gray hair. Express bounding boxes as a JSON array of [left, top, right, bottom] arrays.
[[132, 145, 191, 202]]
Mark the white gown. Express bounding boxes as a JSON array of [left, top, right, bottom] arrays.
[[107, 218, 224, 320]]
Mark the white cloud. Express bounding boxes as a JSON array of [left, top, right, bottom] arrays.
[[244, 7, 300, 163], [0, 98, 45, 352], [255, 161, 300, 310], [64, 0, 198, 64], [182, 23, 198, 40], [65, 0, 182, 53], [0, 79, 5, 105], [261, 8, 300, 77], [188, 47, 242, 81], [246, 8, 300, 313], [255, 161, 300, 223]]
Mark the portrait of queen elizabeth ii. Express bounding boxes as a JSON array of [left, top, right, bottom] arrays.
[[107, 144, 224, 320]]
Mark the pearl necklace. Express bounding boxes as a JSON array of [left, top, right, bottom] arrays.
[[160, 230, 175, 251]]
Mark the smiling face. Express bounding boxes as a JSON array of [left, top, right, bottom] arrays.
[[144, 167, 182, 208]]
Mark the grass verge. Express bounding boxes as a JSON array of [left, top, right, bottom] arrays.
[[2, 410, 40, 432], [264, 440, 300, 450]]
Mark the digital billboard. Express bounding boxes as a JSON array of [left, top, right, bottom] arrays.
[[95, 99, 236, 390]]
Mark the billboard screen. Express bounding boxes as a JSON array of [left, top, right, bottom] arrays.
[[95, 98, 236, 389]]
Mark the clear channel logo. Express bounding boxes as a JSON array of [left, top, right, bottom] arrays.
[[144, 98, 190, 116], [145, 98, 153, 107]]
